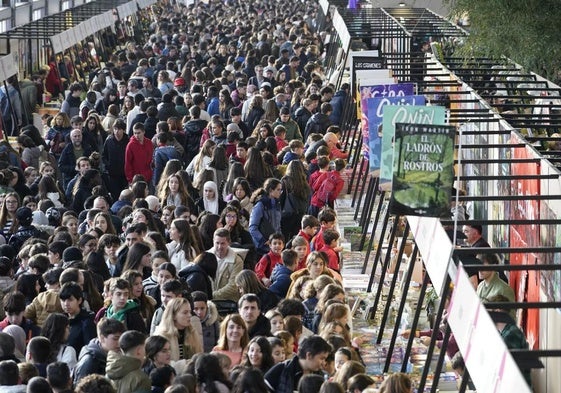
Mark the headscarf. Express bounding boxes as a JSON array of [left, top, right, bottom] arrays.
[[2, 325, 26, 360], [203, 181, 219, 214]]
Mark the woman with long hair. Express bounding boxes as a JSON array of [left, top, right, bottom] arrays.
[[121, 269, 156, 328], [122, 241, 152, 279], [212, 314, 249, 368], [17, 135, 41, 170], [195, 181, 226, 216], [280, 160, 311, 240], [246, 95, 265, 131], [120, 95, 135, 118], [244, 148, 272, 192], [234, 270, 278, 313], [154, 297, 203, 361], [89, 233, 120, 279], [132, 208, 160, 232], [157, 70, 174, 95], [222, 163, 245, 200], [143, 335, 172, 375], [195, 353, 233, 393], [263, 100, 279, 123], [177, 251, 216, 299], [186, 139, 216, 187], [45, 112, 72, 157], [42, 313, 77, 370], [231, 368, 270, 393], [252, 121, 274, 141], [227, 177, 253, 217], [166, 218, 201, 271], [82, 114, 108, 154], [158, 173, 194, 210], [71, 169, 102, 213], [248, 178, 282, 258], [37, 176, 64, 209], [160, 205, 175, 237], [242, 336, 275, 374], [93, 212, 117, 235], [287, 252, 342, 297], [197, 213, 222, 251], [0, 192, 20, 240], [218, 89, 235, 121], [219, 206, 253, 251], [145, 231, 169, 256], [156, 159, 184, 196], [15, 274, 42, 305], [208, 145, 229, 192]]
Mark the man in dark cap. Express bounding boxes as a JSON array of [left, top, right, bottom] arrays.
[[61, 247, 84, 269]]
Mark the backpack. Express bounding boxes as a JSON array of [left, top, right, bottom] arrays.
[[315, 171, 339, 204]]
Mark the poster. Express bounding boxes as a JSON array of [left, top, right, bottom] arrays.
[[359, 83, 414, 162], [390, 123, 455, 216], [380, 105, 447, 191], [367, 95, 426, 174]]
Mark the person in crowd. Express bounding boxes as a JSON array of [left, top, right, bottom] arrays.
[[208, 228, 244, 301], [249, 178, 282, 259], [212, 314, 249, 368], [41, 313, 77, 371], [235, 270, 278, 313], [59, 282, 96, 354], [105, 330, 151, 393], [191, 291, 220, 353], [96, 278, 147, 333]]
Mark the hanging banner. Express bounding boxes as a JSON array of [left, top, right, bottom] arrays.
[[367, 95, 426, 174], [390, 123, 455, 216], [380, 105, 446, 191], [359, 83, 414, 162]]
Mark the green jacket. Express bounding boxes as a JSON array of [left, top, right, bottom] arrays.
[[106, 351, 151, 393]]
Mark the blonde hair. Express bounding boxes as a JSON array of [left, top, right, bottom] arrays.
[[319, 302, 349, 332], [154, 298, 203, 360]]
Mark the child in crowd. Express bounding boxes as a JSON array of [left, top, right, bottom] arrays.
[[282, 139, 305, 165], [274, 330, 295, 360], [311, 208, 337, 252], [290, 237, 310, 272], [309, 158, 345, 216], [24, 268, 64, 328], [284, 316, 303, 353], [105, 330, 151, 393], [254, 233, 285, 287], [96, 278, 147, 333], [319, 229, 341, 272], [192, 291, 220, 353], [265, 310, 285, 334], [142, 251, 169, 294], [292, 215, 319, 264], [26, 336, 51, 377], [269, 249, 298, 299], [274, 126, 288, 152]]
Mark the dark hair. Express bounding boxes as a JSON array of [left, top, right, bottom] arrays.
[[150, 365, 176, 388], [26, 376, 53, 393], [297, 335, 332, 358], [244, 336, 274, 373], [47, 362, 70, 390], [119, 330, 146, 353], [192, 252, 217, 280], [347, 374, 376, 392], [97, 317, 126, 337], [162, 279, 183, 295], [145, 335, 169, 361], [3, 292, 26, 314], [298, 374, 324, 393], [282, 250, 298, 267], [277, 298, 305, 317], [123, 241, 152, 272], [59, 282, 84, 302], [15, 274, 41, 303], [231, 368, 270, 393], [238, 293, 261, 310], [194, 354, 232, 392], [28, 336, 52, 363], [41, 313, 69, 358], [322, 229, 339, 245], [75, 374, 117, 393], [0, 360, 19, 385], [191, 291, 208, 303]]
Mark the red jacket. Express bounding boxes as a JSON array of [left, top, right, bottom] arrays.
[[125, 135, 153, 183], [319, 245, 340, 271], [310, 170, 344, 208], [255, 251, 283, 279]]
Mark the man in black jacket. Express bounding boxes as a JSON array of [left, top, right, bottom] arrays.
[[59, 282, 97, 354], [102, 119, 129, 201], [238, 294, 271, 338], [183, 105, 207, 163], [73, 318, 125, 384]]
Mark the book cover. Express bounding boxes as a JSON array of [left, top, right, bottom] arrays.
[[389, 123, 456, 216], [380, 105, 447, 191]]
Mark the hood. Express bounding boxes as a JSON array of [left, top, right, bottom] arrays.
[[271, 263, 291, 281], [78, 338, 106, 362], [106, 351, 142, 379], [334, 89, 347, 98], [203, 301, 219, 326]]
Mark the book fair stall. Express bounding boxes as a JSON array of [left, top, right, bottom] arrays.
[[320, 0, 561, 391]]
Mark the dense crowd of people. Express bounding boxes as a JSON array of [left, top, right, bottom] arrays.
[[0, 0, 418, 392]]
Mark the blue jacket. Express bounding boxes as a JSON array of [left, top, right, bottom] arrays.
[[269, 264, 292, 298], [153, 145, 182, 185], [329, 89, 348, 126], [249, 195, 281, 254]]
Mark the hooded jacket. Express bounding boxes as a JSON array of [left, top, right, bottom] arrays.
[[304, 112, 332, 140], [73, 338, 107, 384], [105, 351, 151, 393], [178, 264, 213, 300], [269, 263, 293, 299], [200, 301, 220, 353], [124, 135, 153, 183]]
